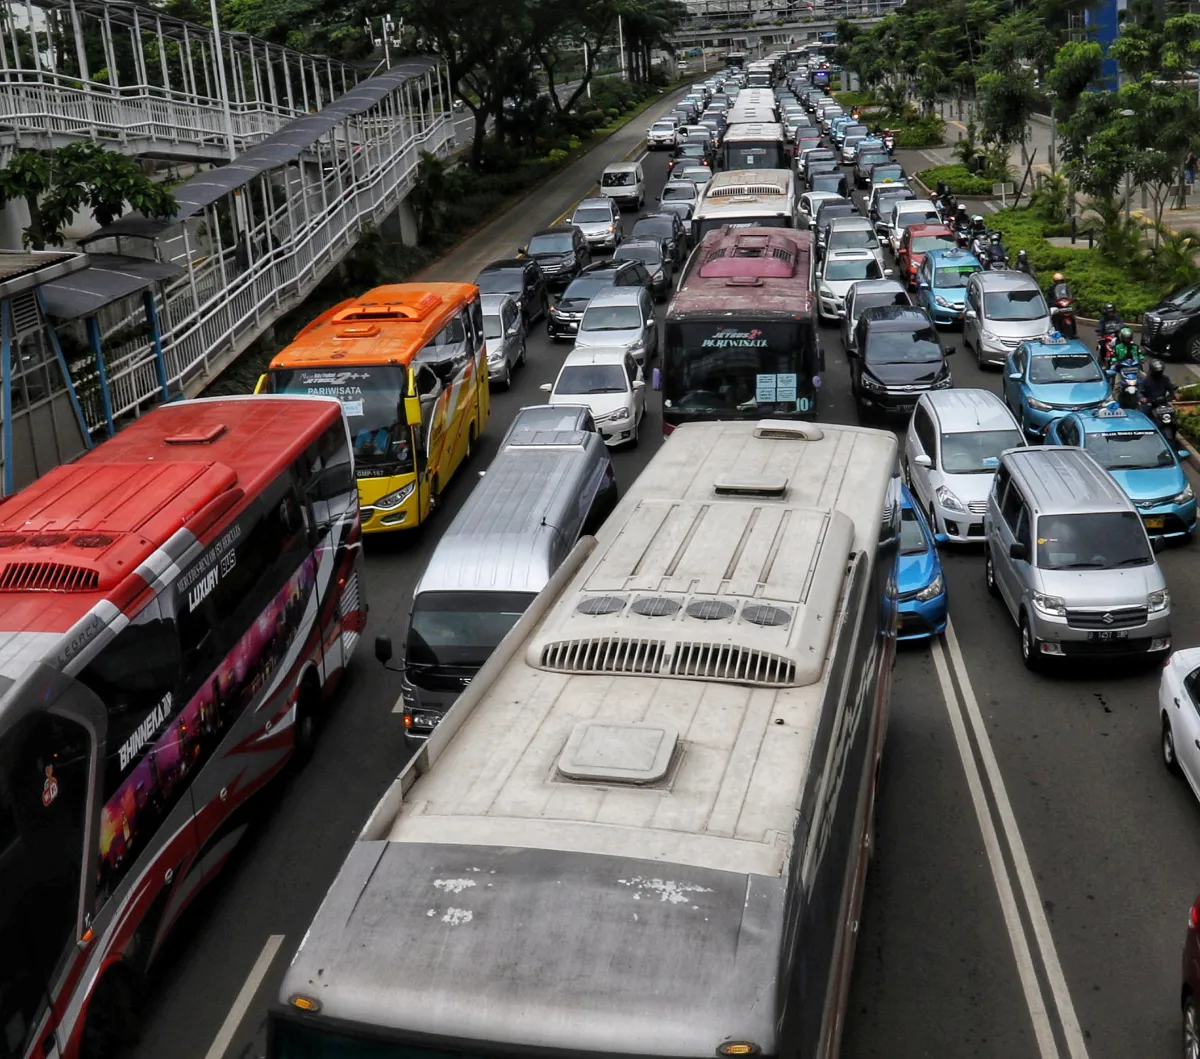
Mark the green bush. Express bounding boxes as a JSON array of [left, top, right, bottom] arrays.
[[986, 208, 1162, 319], [834, 90, 877, 108], [916, 163, 997, 197], [892, 117, 945, 149]]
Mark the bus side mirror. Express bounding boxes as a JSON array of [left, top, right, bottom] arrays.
[[652, 367, 662, 391], [374, 635, 393, 665], [404, 395, 422, 425], [254, 374, 268, 394]]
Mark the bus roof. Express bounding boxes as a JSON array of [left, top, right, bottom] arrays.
[[0, 395, 342, 633], [278, 420, 898, 1057], [668, 226, 812, 319], [702, 168, 793, 198], [267, 282, 478, 371], [723, 122, 785, 142]]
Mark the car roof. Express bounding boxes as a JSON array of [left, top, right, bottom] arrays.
[[905, 223, 954, 236], [561, 346, 630, 366], [850, 279, 908, 299], [619, 239, 661, 252], [827, 248, 876, 260], [828, 216, 874, 230], [926, 248, 981, 268], [479, 293, 518, 314], [975, 270, 1042, 292], [604, 162, 639, 175], [634, 213, 675, 225], [531, 225, 578, 238], [479, 258, 526, 272], [862, 305, 933, 329], [575, 197, 614, 211], [1002, 447, 1130, 513], [922, 388, 1017, 432], [580, 259, 636, 275], [585, 286, 644, 306], [1075, 406, 1158, 435], [1025, 336, 1092, 357]]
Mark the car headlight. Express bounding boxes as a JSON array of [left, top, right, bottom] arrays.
[[629, 337, 646, 353], [1149, 588, 1170, 612], [652, 269, 664, 281], [981, 329, 999, 342], [375, 482, 415, 511], [1161, 317, 1184, 332], [819, 285, 835, 300], [1026, 397, 1053, 412], [933, 374, 953, 389], [608, 406, 631, 422], [914, 573, 945, 602], [487, 350, 501, 363], [1173, 484, 1195, 505], [1032, 592, 1067, 616], [549, 304, 560, 315], [860, 373, 885, 392], [935, 485, 965, 512], [934, 295, 952, 308], [562, 253, 576, 266]]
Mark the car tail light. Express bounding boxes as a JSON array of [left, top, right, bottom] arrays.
[[1190, 894, 1200, 930]]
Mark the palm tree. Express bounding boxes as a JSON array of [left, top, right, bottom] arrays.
[[617, 0, 688, 83]]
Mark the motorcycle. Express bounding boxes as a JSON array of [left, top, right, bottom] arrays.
[[1147, 396, 1178, 444], [987, 241, 1009, 270], [1048, 282, 1077, 338], [1111, 356, 1142, 410], [1097, 333, 1117, 367], [882, 129, 897, 154]]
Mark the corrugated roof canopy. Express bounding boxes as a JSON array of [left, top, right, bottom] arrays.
[[40, 255, 183, 320], [82, 57, 441, 245]]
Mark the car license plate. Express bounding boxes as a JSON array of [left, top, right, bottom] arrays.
[[895, 402, 915, 413], [1144, 516, 1165, 529], [1088, 630, 1130, 642]]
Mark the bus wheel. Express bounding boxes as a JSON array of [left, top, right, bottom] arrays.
[[293, 673, 322, 764], [81, 965, 140, 1059]]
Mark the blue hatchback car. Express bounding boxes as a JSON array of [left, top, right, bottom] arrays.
[[898, 485, 948, 640], [1044, 404, 1196, 539], [915, 248, 983, 326], [1002, 334, 1110, 438]]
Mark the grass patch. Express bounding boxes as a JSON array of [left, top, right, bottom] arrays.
[[884, 116, 945, 149], [833, 90, 877, 108], [916, 163, 1001, 197], [986, 208, 1163, 319]]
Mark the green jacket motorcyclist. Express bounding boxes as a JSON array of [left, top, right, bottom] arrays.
[[1108, 326, 1144, 370]]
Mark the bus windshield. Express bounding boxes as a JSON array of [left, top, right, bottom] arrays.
[[663, 320, 814, 417], [694, 215, 789, 241], [272, 365, 413, 476]]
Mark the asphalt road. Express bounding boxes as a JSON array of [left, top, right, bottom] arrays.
[[129, 102, 1200, 1059]]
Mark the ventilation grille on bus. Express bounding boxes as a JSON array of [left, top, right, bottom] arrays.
[[539, 638, 795, 686], [0, 561, 99, 592], [708, 185, 787, 199], [10, 291, 40, 335], [540, 638, 666, 674]]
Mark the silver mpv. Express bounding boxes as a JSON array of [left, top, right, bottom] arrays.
[[984, 446, 1171, 670]]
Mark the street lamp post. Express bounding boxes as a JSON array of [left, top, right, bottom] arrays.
[[1120, 108, 1136, 222]]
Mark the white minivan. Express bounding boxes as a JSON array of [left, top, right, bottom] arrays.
[[600, 161, 646, 210]]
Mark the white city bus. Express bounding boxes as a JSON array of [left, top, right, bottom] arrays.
[[690, 168, 798, 241], [268, 418, 904, 1059]]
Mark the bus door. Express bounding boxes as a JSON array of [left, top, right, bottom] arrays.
[[407, 363, 443, 514]]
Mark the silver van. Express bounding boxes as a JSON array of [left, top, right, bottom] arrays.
[[377, 405, 619, 743], [963, 270, 1052, 368], [983, 446, 1171, 670]]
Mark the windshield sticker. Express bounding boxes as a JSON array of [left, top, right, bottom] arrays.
[[1102, 431, 1154, 439], [297, 370, 371, 386], [42, 765, 58, 807], [776, 373, 798, 401], [702, 328, 768, 349], [757, 374, 778, 402], [341, 399, 364, 418], [982, 456, 1000, 467], [946, 265, 980, 274]]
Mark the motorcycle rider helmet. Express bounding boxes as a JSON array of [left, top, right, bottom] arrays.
[[1118, 326, 1133, 343], [1017, 249, 1029, 264], [972, 214, 984, 226], [1103, 302, 1116, 316], [990, 231, 1002, 244], [1052, 272, 1065, 283], [1149, 359, 1165, 375]]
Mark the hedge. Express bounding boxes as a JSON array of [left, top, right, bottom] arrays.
[[891, 117, 945, 149], [833, 90, 877, 108], [916, 163, 999, 197], [986, 208, 1163, 320]]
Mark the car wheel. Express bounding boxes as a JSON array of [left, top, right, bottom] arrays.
[[927, 502, 941, 537], [985, 548, 1000, 598], [1163, 715, 1183, 776], [518, 340, 527, 367], [1188, 334, 1200, 366], [1186, 994, 1200, 1059], [1019, 613, 1043, 672], [540, 292, 549, 322], [499, 361, 512, 391], [628, 412, 641, 449]]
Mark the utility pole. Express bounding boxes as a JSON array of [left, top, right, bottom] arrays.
[[208, 0, 237, 163], [618, 15, 627, 80]]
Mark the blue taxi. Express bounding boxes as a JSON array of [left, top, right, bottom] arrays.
[[1044, 404, 1196, 539], [897, 485, 948, 640], [1002, 334, 1110, 438], [915, 248, 983, 326]]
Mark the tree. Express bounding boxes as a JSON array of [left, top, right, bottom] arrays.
[[1045, 40, 1103, 118], [534, 0, 620, 117], [975, 68, 1038, 152], [0, 144, 176, 251]]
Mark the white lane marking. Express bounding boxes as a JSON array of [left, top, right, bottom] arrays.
[[203, 934, 285, 1059], [944, 620, 1090, 1059], [930, 639, 1060, 1059]]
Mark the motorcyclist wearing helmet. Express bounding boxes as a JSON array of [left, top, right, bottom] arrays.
[[1109, 325, 1144, 371], [1044, 272, 1066, 302], [954, 204, 970, 230], [970, 213, 987, 237], [987, 230, 1008, 266], [1139, 358, 1177, 407], [1014, 249, 1032, 274], [1096, 302, 1123, 338]]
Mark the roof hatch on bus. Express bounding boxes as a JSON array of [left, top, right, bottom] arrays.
[[556, 719, 678, 785], [698, 233, 798, 279], [334, 291, 442, 323]]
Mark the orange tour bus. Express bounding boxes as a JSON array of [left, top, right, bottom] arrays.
[[257, 283, 490, 533]]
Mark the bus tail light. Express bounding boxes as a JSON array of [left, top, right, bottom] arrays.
[[1189, 894, 1200, 931]]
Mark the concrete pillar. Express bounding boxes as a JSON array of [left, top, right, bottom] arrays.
[[381, 199, 418, 245]]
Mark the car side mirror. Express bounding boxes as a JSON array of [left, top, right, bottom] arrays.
[[1179, 449, 1191, 460], [945, 346, 958, 355], [918, 281, 930, 290], [634, 379, 646, 390], [517, 245, 527, 255], [507, 325, 520, 336], [539, 382, 552, 392], [965, 309, 978, 320], [914, 454, 932, 468], [934, 532, 950, 545], [1008, 372, 1022, 381], [374, 635, 393, 665], [1008, 541, 1028, 561], [883, 268, 894, 278]]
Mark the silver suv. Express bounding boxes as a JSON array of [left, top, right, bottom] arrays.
[[964, 270, 1052, 368], [571, 198, 623, 252], [984, 446, 1171, 670]]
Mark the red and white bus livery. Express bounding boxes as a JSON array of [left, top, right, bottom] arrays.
[[0, 395, 366, 1059]]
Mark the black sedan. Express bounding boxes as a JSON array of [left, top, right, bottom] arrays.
[[546, 260, 649, 341], [848, 305, 956, 420], [475, 258, 549, 328], [630, 212, 689, 267]]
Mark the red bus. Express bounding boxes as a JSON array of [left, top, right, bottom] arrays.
[[0, 395, 366, 1059], [657, 225, 821, 434]]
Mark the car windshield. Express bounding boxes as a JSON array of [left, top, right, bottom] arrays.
[[482, 314, 504, 340], [652, 121, 675, 131], [984, 289, 1048, 321], [940, 429, 1022, 473], [527, 233, 574, 254], [602, 170, 635, 186], [810, 174, 845, 192], [271, 364, 412, 474], [900, 506, 929, 555], [911, 233, 956, 253], [873, 168, 904, 182], [407, 591, 535, 669], [825, 258, 881, 281], [829, 228, 878, 250], [934, 265, 979, 289], [681, 168, 712, 184], [896, 209, 940, 229], [1028, 353, 1103, 384], [581, 305, 642, 331], [859, 152, 889, 168], [573, 207, 612, 223], [475, 270, 522, 294], [562, 277, 611, 302], [865, 325, 944, 364], [632, 220, 671, 241], [1085, 429, 1176, 470], [1035, 512, 1153, 570], [851, 291, 908, 320], [616, 245, 662, 266], [554, 364, 628, 394], [1162, 283, 1200, 311], [662, 184, 696, 201]]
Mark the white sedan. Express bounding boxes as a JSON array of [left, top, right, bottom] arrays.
[[540, 348, 646, 448], [1161, 648, 1200, 797]]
